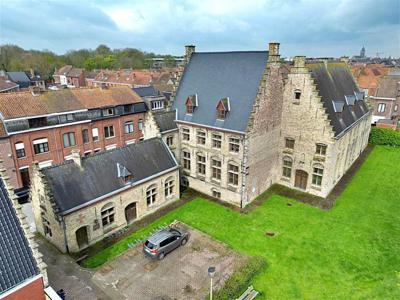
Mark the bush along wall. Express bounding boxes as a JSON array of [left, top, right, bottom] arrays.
[[369, 127, 400, 147]]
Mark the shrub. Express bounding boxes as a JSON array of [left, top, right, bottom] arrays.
[[369, 127, 400, 147], [209, 256, 266, 300]]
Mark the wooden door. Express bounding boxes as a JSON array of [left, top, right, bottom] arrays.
[[76, 226, 88, 249], [125, 202, 137, 224], [20, 168, 30, 188], [295, 170, 308, 190]]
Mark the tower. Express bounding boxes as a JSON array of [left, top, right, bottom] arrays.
[[360, 46, 366, 58]]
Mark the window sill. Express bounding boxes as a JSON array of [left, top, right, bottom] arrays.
[[280, 177, 291, 182], [63, 145, 77, 149], [196, 174, 206, 181], [227, 184, 238, 192], [34, 152, 50, 156], [313, 154, 326, 162], [105, 136, 116, 140], [229, 151, 239, 155], [311, 185, 322, 191], [282, 148, 294, 154], [211, 178, 221, 185], [17, 156, 27, 160]]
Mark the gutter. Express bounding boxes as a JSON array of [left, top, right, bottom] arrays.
[[60, 165, 179, 216], [334, 111, 371, 140], [161, 128, 179, 134], [175, 120, 246, 135]]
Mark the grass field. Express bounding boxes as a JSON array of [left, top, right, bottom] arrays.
[[83, 146, 400, 299]]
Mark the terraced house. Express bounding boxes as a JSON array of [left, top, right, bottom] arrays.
[[0, 86, 147, 199], [171, 43, 371, 206]]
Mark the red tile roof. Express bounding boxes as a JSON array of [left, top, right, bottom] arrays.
[[351, 64, 391, 96], [0, 80, 19, 92], [0, 86, 142, 119]]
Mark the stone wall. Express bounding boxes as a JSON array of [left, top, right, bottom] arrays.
[[31, 164, 179, 253], [177, 123, 244, 206]]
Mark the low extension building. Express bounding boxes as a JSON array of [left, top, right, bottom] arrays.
[[0, 86, 147, 199], [171, 43, 371, 206], [30, 138, 179, 253], [0, 79, 19, 93]]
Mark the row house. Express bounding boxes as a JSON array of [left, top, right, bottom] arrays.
[[53, 65, 86, 88], [30, 138, 179, 253], [0, 86, 147, 199], [368, 74, 400, 128], [171, 43, 371, 206]]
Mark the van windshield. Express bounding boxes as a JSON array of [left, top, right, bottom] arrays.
[[145, 240, 157, 249]]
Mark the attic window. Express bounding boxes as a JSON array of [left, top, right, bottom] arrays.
[[185, 94, 198, 114], [117, 163, 132, 184], [294, 90, 301, 101], [216, 97, 230, 120]]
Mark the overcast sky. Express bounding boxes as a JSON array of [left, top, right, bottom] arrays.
[[0, 0, 399, 58]]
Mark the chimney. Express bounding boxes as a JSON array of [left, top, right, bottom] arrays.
[[185, 45, 196, 63], [293, 56, 306, 68], [71, 149, 82, 167], [268, 42, 280, 63]]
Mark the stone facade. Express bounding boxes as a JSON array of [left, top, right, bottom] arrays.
[[30, 160, 179, 253], [170, 43, 371, 206], [278, 56, 371, 197]]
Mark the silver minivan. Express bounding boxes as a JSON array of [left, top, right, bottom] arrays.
[[143, 227, 189, 260]]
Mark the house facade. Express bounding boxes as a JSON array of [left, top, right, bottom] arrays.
[[0, 87, 147, 198], [53, 65, 86, 88], [170, 43, 371, 206], [30, 138, 179, 253], [369, 75, 400, 127]]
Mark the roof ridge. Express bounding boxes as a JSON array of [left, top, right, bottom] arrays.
[[195, 50, 268, 54]]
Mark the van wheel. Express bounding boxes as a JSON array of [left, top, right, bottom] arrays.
[[181, 238, 188, 246], [158, 252, 165, 260]]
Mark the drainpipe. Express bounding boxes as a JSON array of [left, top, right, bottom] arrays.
[[240, 135, 248, 209], [61, 216, 69, 253]]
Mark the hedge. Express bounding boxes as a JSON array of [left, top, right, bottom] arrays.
[[369, 127, 400, 147], [208, 256, 266, 300]]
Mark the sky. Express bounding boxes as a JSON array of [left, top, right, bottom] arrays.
[[0, 0, 399, 58]]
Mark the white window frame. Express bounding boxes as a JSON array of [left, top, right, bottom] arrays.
[[151, 100, 164, 110], [92, 128, 99, 142], [164, 178, 174, 197], [378, 103, 386, 113], [146, 185, 157, 206], [124, 121, 134, 134]]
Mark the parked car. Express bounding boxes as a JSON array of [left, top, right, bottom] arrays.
[[143, 227, 189, 260]]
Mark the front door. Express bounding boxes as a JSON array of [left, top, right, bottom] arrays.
[[76, 226, 89, 249], [125, 202, 137, 224], [20, 168, 30, 188], [295, 170, 308, 190]]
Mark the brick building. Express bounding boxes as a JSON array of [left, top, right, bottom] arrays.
[[170, 43, 371, 206], [0, 86, 147, 198], [369, 74, 400, 127], [53, 65, 86, 87], [30, 138, 179, 253]]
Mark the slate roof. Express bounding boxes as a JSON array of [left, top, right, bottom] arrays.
[[307, 61, 370, 137], [0, 177, 39, 294], [42, 138, 178, 215], [133, 86, 161, 98], [375, 75, 400, 98], [172, 51, 268, 132], [6, 72, 30, 83], [153, 110, 178, 133], [0, 86, 143, 119]]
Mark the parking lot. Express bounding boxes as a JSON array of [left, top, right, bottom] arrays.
[[92, 223, 247, 299]]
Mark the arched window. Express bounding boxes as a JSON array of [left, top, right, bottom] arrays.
[[146, 185, 157, 206], [282, 156, 293, 178], [312, 164, 324, 186], [164, 177, 175, 198], [101, 202, 115, 227]]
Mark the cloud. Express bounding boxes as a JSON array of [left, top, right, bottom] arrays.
[[0, 0, 398, 57]]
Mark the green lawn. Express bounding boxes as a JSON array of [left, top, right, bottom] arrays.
[[83, 146, 400, 299]]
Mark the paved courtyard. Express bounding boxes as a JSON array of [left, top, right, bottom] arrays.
[[38, 224, 245, 299], [92, 225, 245, 299]]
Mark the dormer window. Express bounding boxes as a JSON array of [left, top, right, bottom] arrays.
[[117, 163, 132, 184], [216, 97, 230, 120], [103, 108, 114, 116], [185, 94, 198, 114]]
